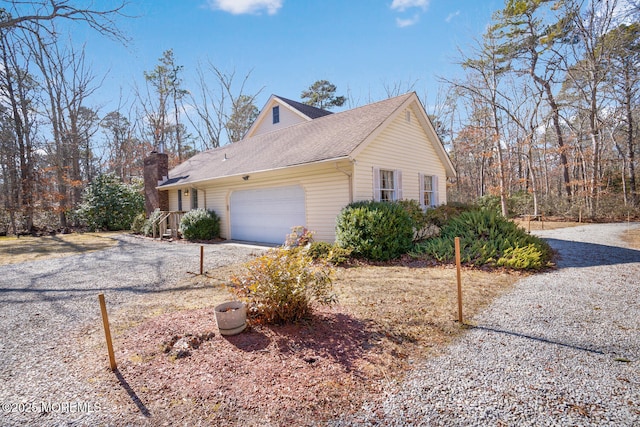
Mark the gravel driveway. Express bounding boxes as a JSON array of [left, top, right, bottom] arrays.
[[1, 225, 639, 426], [0, 235, 261, 426], [349, 222, 640, 426]]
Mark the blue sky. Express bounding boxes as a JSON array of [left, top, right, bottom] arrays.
[[78, 0, 501, 114]]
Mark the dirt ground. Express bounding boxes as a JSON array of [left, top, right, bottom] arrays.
[[86, 259, 521, 425]]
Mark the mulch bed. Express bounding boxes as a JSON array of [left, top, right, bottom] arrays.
[[105, 305, 393, 425]]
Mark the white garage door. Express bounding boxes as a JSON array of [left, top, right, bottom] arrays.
[[230, 185, 306, 244]]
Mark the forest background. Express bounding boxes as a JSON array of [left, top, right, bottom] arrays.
[[1, 0, 639, 235]]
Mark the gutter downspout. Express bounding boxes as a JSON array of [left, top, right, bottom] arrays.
[[335, 160, 354, 204]]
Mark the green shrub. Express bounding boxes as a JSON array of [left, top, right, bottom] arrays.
[[424, 203, 474, 228], [229, 247, 337, 324], [179, 208, 220, 241], [131, 212, 147, 234], [308, 241, 352, 265], [75, 173, 144, 231], [397, 199, 432, 242], [496, 244, 547, 270], [476, 194, 502, 215], [141, 209, 163, 237], [335, 200, 414, 261], [308, 241, 332, 259], [412, 210, 552, 270], [509, 191, 534, 217]]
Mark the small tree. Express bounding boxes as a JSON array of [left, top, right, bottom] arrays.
[[76, 173, 144, 231], [301, 80, 346, 110]]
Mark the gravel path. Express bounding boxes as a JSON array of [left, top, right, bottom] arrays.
[[0, 235, 260, 426], [349, 223, 640, 426], [1, 225, 639, 426]]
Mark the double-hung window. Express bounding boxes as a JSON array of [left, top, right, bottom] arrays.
[[373, 167, 402, 202], [419, 174, 439, 208], [272, 106, 280, 124]]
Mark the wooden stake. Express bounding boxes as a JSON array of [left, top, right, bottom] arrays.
[[98, 294, 117, 371], [455, 237, 463, 324], [200, 245, 204, 275]]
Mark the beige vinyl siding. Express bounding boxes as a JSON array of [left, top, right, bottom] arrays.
[[250, 101, 309, 137], [197, 160, 351, 242], [167, 188, 202, 212], [353, 106, 446, 204], [168, 190, 178, 212]]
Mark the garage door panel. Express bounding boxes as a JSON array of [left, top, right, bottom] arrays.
[[230, 185, 305, 244]]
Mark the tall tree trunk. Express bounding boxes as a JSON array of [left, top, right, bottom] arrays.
[[540, 79, 572, 201]]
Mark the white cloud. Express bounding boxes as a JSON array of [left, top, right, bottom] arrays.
[[396, 14, 420, 28], [207, 0, 283, 15], [390, 0, 429, 12], [445, 10, 460, 23]]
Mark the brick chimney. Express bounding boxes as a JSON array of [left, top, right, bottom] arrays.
[[143, 151, 169, 216]]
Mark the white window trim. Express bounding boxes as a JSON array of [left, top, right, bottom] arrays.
[[373, 167, 402, 202], [419, 173, 439, 208]]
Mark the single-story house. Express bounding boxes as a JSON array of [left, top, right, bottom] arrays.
[[157, 92, 456, 244]]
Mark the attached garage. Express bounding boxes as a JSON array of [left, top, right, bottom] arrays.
[[229, 185, 306, 244]]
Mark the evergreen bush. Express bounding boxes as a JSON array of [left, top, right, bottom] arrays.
[[412, 210, 552, 270], [141, 209, 163, 237], [75, 173, 144, 231], [308, 241, 352, 265], [335, 200, 414, 261], [131, 212, 147, 234], [179, 208, 220, 240]]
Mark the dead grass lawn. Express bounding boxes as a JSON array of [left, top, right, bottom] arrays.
[[622, 226, 640, 249], [513, 217, 583, 231], [0, 232, 119, 265]]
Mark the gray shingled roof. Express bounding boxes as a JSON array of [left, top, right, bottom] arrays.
[[160, 93, 413, 187], [275, 96, 333, 119]]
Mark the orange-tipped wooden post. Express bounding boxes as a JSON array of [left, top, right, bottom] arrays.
[[200, 245, 204, 275], [98, 293, 117, 371], [455, 237, 463, 324]]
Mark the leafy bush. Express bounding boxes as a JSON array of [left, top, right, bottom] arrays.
[[335, 200, 414, 261], [412, 210, 552, 270], [424, 202, 475, 228], [509, 191, 534, 217], [229, 247, 337, 324], [75, 173, 144, 231], [141, 209, 163, 237], [131, 212, 147, 234], [308, 241, 352, 265], [179, 208, 220, 240], [397, 199, 433, 242], [475, 194, 502, 215], [284, 226, 314, 248]]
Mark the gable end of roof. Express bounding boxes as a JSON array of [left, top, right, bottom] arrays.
[[275, 95, 333, 119]]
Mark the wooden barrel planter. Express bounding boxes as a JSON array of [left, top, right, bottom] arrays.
[[214, 301, 247, 336]]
